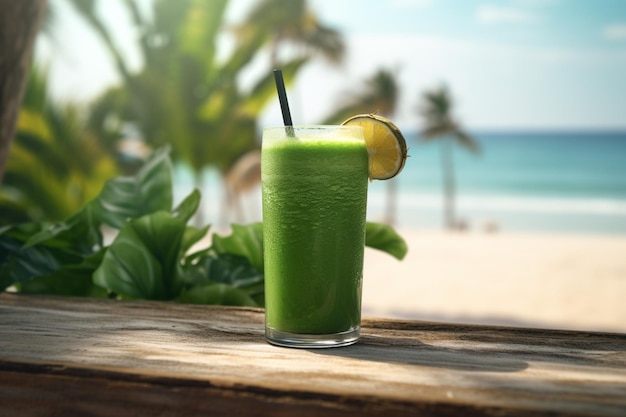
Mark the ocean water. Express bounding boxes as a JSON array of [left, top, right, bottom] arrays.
[[174, 130, 626, 235], [368, 130, 626, 235]]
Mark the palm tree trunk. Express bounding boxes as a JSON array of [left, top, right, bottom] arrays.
[[441, 137, 456, 230], [0, 0, 47, 182]]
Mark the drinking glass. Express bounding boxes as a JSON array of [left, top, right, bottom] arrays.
[[262, 125, 369, 348]]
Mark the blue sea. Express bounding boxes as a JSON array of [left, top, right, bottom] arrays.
[[174, 130, 626, 235]]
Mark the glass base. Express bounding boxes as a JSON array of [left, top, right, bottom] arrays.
[[265, 326, 360, 349]]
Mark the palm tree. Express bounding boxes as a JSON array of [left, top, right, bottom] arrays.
[[321, 69, 401, 224], [68, 0, 261, 173], [418, 84, 479, 230], [67, 0, 340, 226]]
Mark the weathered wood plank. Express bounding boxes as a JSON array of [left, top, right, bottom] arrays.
[[1, 293, 625, 416]]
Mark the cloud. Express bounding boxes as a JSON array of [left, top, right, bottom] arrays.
[[476, 5, 537, 23], [604, 24, 626, 41]]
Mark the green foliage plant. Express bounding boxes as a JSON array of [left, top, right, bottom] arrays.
[[0, 147, 407, 307]]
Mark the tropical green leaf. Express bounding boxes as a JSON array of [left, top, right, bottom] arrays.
[[22, 202, 103, 253], [172, 188, 201, 224], [172, 188, 209, 255], [181, 224, 210, 255], [19, 249, 108, 297], [177, 283, 258, 307], [0, 232, 83, 290], [196, 253, 265, 306], [211, 223, 264, 271], [93, 211, 186, 300], [365, 222, 408, 260], [93, 146, 173, 229], [0, 222, 45, 241], [185, 252, 264, 288]]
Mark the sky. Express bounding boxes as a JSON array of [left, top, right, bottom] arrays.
[[36, 0, 626, 132]]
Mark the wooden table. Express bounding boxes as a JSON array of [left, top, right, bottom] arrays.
[[1, 293, 624, 416]]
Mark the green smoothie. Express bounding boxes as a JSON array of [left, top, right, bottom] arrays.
[[262, 126, 369, 338]]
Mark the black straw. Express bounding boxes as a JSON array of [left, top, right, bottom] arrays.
[[273, 69, 294, 136]]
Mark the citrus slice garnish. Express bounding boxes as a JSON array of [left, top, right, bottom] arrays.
[[342, 114, 408, 180]]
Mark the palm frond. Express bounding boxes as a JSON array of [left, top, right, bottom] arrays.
[[418, 83, 478, 154], [454, 129, 480, 154], [320, 68, 399, 124]]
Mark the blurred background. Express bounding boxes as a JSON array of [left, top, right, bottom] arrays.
[[2, 0, 626, 332], [2, 0, 625, 235]]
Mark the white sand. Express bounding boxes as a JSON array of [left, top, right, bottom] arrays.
[[362, 230, 626, 333]]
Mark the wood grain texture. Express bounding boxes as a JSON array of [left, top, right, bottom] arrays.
[[0, 293, 624, 416]]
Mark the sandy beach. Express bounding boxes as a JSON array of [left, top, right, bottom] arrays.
[[362, 229, 626, 334]]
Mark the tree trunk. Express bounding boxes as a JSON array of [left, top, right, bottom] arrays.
[[441, 137, 456, 230], [0, 0, 47, 182]]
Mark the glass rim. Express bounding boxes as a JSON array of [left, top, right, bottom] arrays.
[[262, 125, 365, 143]]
